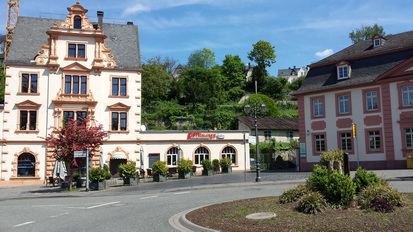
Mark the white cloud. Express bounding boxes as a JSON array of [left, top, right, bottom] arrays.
[[315, 49, 333, 58], [123, 4, 151, 14], [123, 0, 211, 15]]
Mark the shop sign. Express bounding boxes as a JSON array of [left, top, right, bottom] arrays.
[[187, 132, 216, 140]]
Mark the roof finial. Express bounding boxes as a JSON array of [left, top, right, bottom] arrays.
[[76, 1, 80, 4]]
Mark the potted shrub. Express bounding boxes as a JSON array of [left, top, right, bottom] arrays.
[[220, 157, 233, 173], [89, 167, 106, 190], [212, 159, 220, 174], [119, 162, 138, 185], [152, 161, 168, 182], [201, 159, 213, 176], [103, 164, 112, 180], [177, 159, 193, 179]]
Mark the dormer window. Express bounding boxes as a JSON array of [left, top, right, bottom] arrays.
[[337, 64, 350, 80], [374, 38, 381, 47], [74, 16, 82, 29]]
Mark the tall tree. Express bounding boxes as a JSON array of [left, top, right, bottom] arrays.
[[187, 48, 216, 69], [221, 54, 246, 90], [261, 76, 288, 100], [180, 66, 223, 108], [0, 64, 5, 102], [349, 24, 386, 44], [142, 64, 171, 107], [145, 56, 178, 76], [45, 118, 109, 190], [245, 94, 278, 117], [247, 40, 276, 92]]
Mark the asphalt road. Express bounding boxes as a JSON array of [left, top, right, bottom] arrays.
[[1, 182, 299, 232]]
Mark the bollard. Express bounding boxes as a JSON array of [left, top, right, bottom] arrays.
[[343, 152, 350, 176]]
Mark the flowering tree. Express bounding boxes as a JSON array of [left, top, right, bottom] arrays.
[[45, 117, 109, 189]]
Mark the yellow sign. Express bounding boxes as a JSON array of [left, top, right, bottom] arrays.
[[352, 124, 357, 137]]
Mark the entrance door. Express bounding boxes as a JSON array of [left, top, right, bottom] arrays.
[[110, 159, 127, 177]]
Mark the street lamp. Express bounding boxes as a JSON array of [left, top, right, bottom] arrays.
[[244, 103, 266, 182]]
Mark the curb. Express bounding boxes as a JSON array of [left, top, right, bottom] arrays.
[[169, 205, 220, 232]]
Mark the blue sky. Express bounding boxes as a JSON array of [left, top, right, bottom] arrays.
[[1, 0, 413, 76]]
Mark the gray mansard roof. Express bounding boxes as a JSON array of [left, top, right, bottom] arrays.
[[294, 30, 413, 95], [6, 16, 141, 70]]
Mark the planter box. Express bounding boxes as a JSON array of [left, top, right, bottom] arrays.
[[153, 174, 167, 182], [222, 166, 232, 173], [89, 180, 106, 191], [123, 177, 139, 186], [202, 169, 213, 176], [178, 171, 191, 179]]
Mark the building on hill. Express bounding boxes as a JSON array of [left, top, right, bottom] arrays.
[[238, 116, 299, 143], [277, 66, 308, 83], [294, 32, 413, 171]]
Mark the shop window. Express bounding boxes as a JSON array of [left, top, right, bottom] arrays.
[[167, 147, 179, 166], [18, 153, 36, 177], [194, 147, 209, 165], [222, 146, 236, 165]]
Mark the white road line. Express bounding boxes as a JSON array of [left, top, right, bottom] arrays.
[[140, 195, 158, 200], [173, 191, 191, 195], [50, 213, 69, 218], [86, 201, 120, 209], [14, 221, 35, 227]]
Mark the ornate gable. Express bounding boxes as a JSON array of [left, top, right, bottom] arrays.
[[108, 102, 131, 110], [59, 1, 94, 30], [61, 62, 90, 72], [16, 100, 41, 109]]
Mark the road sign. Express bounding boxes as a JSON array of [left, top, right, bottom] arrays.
[[74, 151, 87, 158]]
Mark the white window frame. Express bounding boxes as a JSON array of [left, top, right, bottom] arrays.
[[402, 86, 413, 107], [406, 128, 413, 148], [313, 99, 323, 117], [264, 131, 271, 142], [374, 39, 381, 47], [314, 134, 325, 153], [194, 147, 209, 165], [368, 130, 381, 151], [340, 132, 352, 152], [166, 147, 179, 166], [337, 65, 350, 80], [222, 147, 236, 165], [338, 95, 350, 114], [366, 91, 378, 111]]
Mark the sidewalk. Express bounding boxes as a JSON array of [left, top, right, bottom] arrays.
[[0, 169, 411, 201]]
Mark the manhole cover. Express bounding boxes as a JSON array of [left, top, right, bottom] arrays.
[[246, 212, 276, 220]]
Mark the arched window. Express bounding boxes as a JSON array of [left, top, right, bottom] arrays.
[[18, 153, 36, 176], [222, 146, 236, 165], [166, 147, 179, 166], [74, 16, 82, 29], [194, 147, 209, 165]]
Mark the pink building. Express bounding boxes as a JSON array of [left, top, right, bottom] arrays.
[[295, 33, 413, 171]]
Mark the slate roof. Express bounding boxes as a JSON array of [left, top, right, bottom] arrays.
[[6, 16, 141, 70], [238, 116, 298, 131], [0, 34, 5, 60], [294, 30, 413, 95]]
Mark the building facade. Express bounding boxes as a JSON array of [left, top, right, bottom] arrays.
[[295, 32, 413, 171], [0, 2, 250, 186], [1, 2, 142, 185], [278, 66, 308, 83]]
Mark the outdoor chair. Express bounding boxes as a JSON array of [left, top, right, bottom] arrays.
[[46, 176, 57, 187]]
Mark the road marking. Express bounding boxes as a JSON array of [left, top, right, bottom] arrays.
[[140, 195, 158, 200], [14, 221, 35, 227], [174, 191, 191, 195], [50, 213, 69, 218], [87, 201, 121, 209]]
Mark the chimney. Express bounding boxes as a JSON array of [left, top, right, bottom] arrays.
[[127, 22, 134, 25], [97, 11, 104, 29]]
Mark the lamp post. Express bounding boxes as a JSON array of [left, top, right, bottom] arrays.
[[244, 103, 266, 182]]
